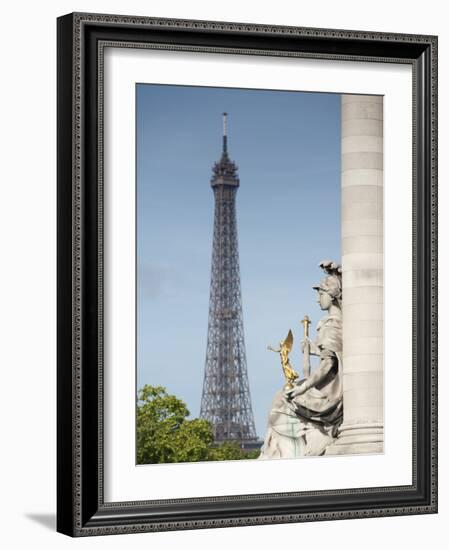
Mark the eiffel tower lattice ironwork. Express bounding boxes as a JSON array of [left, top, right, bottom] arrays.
[[200, 113, 258, 446]]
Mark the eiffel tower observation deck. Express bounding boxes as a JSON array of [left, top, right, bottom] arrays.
[[200, 113, 260, 449]]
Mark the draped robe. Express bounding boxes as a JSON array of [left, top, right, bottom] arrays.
[[259, 314, 343, 458]]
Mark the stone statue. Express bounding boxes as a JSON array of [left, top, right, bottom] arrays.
[[259, 260, 343, 458]]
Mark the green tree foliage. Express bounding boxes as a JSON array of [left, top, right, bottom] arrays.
[[207, 442, 260, 461], [137, 385, 213, 464], [136, 385, 260, 464]]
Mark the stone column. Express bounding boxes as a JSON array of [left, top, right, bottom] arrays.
[[327, 94, 384, 455]]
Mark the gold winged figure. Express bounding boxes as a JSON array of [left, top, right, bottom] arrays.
[[268, 329, 299, 390]]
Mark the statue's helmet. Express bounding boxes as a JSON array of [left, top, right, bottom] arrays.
[[313, 260, 342, 301]]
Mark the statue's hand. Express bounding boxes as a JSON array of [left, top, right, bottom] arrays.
[[301, 338, 319, 356], [284, 381, 306, 400]]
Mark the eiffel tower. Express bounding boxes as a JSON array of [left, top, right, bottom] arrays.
[[200, 113, 259, 449]]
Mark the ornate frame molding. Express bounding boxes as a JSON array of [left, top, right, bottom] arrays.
[[57, 12, 437, 537]]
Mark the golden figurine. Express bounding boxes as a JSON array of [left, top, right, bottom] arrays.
[[268, 329, 299, 390]]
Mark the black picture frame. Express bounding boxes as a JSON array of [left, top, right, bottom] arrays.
[[57, 12, 438, 537]]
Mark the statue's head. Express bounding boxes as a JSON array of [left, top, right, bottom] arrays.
[[313, 260, 342, 311]]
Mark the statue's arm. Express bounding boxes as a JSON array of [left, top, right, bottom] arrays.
[[301, 338, 320, 356], [286, 353, 336, 398], [308, 340, 320, 356]]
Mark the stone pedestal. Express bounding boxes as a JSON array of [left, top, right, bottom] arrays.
[[326, 94, 384, 455]]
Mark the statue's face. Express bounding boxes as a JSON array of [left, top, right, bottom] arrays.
[[317, 289, 332, 310]]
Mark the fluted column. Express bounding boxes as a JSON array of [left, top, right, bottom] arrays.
[[327, 94, 384, 455]]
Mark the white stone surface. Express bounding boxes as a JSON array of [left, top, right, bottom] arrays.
[[342, 118, 383, 137], [342, 169, 383, 188], [342, 136, 383, 153], [343, 286, 384, 302], [343, 354, 384, 374], [342, 269, 383, 288], [326, 93, 384, 456], [342, 218, 383, 237]]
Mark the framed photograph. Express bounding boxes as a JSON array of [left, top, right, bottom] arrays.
[[57, 12, 438, 536]]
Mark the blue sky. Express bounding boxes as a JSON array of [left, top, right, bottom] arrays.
[[136, 84, 341, 437]]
